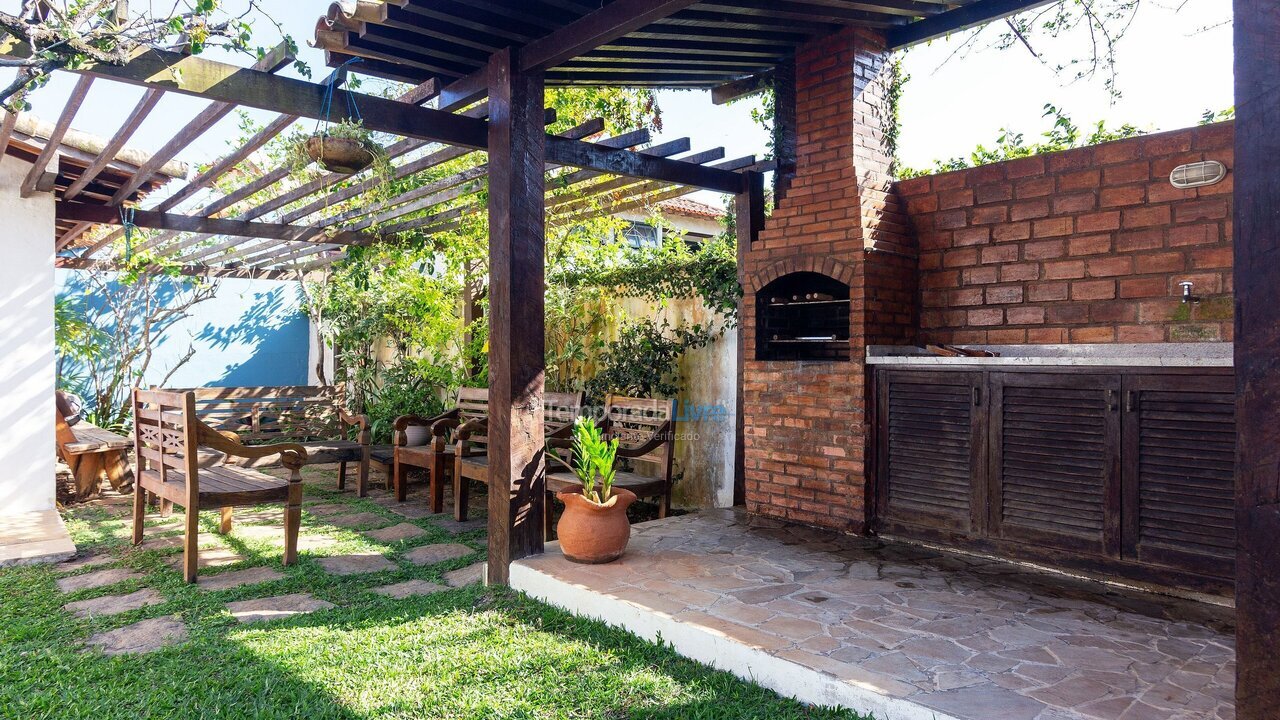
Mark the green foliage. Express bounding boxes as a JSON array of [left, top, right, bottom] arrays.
[[364, 359, 448, 444], [552, 417, 621, 503], [584, 317, 716, 405], [897, 104, 1145, 179], [1200, 107, 1235, 125]]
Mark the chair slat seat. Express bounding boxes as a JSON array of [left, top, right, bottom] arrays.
[[141, 465, 290, 506], [62, 423, 133, 455]]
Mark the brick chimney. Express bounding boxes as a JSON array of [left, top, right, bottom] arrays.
[[740, 27, 916, 532]]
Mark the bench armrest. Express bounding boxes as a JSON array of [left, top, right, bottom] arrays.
[[337, 407, 370, 444], [614, 421, 673, 460], [456, 417, 487, 442], [197, 422, 308, 470], [546, 421, 576, 440]]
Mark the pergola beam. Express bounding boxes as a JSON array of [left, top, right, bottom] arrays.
[[519, 0, 704, 74], [63, 88, 163, 200], [21, 75, 93, 197], [885, 0, 1059, 49], [711, 69, 774, 105], [55, 202, 380, 246]]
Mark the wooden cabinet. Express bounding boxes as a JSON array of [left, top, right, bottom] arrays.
[[875, 367, 1235, 593]]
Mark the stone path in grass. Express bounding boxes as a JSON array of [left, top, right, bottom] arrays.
[[317, 553, 397, 576], [444, 562, 484, 587], [64, 588, 165, 618], [405, 543, 473, 566], [87, 615, 188, 655], [372, 579, 447, 599], [326, 512, 392, 529], [56, 568, 144, 593], [364, 522, 426, 543], [198, 566, 285, 591], [226, 593, 335, 623]]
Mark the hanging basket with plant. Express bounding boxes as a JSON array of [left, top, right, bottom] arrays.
[[305, 120, 381, 174], [550, 417, 635, 564]]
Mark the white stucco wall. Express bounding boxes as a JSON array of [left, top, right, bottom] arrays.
[[0, 155, 56, 515]]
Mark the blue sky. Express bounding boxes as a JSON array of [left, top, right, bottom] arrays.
[[4, 1, 1232, 208]]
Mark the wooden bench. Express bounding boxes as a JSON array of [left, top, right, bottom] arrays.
[[547, 395, 677, 525], [447, 390, 584, 522], [56, 394, 133, 500], [132, 389, 307, 583], [178, 386, 372, 496]]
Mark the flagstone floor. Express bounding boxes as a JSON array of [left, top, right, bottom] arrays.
[[513, 509, 1236, 720]]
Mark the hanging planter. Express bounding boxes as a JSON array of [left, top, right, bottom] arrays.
[[304, 120, 381, 174]]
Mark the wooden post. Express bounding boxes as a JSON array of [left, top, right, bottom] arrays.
[[772, 56, 798, 203], [733, 171, 765, 506], [1233, 1, 1280, 715], [485, 46, 547, 585]]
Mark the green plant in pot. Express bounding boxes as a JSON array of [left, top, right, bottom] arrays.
[[303, 119, 384, 174], [550, 417, 636, 564]]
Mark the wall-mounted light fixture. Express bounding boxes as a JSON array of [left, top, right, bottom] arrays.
[[1170, 160, 1227, 189]]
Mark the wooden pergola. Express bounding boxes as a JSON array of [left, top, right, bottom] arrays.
[[3, 0, 1274, 713]]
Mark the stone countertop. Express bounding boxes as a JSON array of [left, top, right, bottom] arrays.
[[866, 343, 1233, 367]]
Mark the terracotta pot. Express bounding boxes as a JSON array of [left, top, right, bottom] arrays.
[[305, 135, 376, 174], [555, 485, 636, 564]]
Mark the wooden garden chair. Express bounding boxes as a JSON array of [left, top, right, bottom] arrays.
[[131, 388, 308, 583], [388, 388, 487, 509], [450, 391, 584, 522], [546, 395, 677, 532]]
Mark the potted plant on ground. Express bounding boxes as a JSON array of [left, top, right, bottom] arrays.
[[302, 119, 383, 174], [551, 417, 635, 564]]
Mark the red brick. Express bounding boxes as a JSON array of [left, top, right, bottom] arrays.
[[1010, 199, 1050, 220], [1076, 211, 1122, 233], [971, 205, 1008, 224], [1068, 235, 1113, 256], [1057, 170, 1101, 191], [1072, 279, 1117, 300], [1052, 192, 1097, 213], [1071, 326, 1117, 343], [974, 183, 1013, 204], [1043, 260, 1086, 280], [1168, 224, 1220, 247], [1175, 198, 1230, 222], [1115, 229, 1165, 252], [1006, 306, 1046, 325], [1028, 282, 1070, 302], [1000, 263, 1040, 282], [1089, 301, 1137, 323], [985, 285, 1024, 304], [1015, 176, 1055, 198], [938, 188, 974, 210], [953, 227, 991, 246], [1024, 240, 1066, 260], [1046, 305, 1089, 324], [1095, 140, 1142, 164], [967, 308, 1004, 326], [993, 222, 1032, 242], [1101, 186, 1146, 207], [1135, 252, 1185, 274], [1033, 217, 1074, 237], [1123, 206, 1172, 228], [962, 266, 998, 285], [1190, 246, 1233, 269], [1117, 324, 1167, 342], [1119, 276, 1169, 298], [1087, 256, 1134, 277], [1103, 161, 1150, 185], [943, 248, 978, 267], [980, 244, 1019, 264]]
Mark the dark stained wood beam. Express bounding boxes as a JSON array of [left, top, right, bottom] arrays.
[[56, 255, 295, 280], [63, 88, 163, 200], [21, 75, 93, 197], [485, 46, 547, 585], [55, 202, 379, 246], [772, 56, 798, 203], [0, 38, 491, 150], [733, 170, 765, 507], [886, 0, 1059, 49], [1233, 1, 1280, 716], [711, 69, 774, 105], [520, 0, 703, 73]]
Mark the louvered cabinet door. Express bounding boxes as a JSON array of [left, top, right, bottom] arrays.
[[989, 373, 1122, 555], [1121, 373, 1236, 580], [877, 370, 985, 537]]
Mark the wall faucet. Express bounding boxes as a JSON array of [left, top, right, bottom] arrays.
[[1179, 281, 1201, 304]]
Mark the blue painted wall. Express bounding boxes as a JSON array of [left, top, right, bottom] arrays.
[[57, 271, 311, 389]]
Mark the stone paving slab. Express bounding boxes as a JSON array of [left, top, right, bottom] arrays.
[[198, 566, 286, 591], [166, 546, 245, 569], [226, 593, 335, 623], [326, 512, 393, 529], [317, 553, 397, 576], [404, 543, 473, 566], [0, 510, 76, 566], [512, 509, 1236, 720], [87, 615, 188, 655], [56, 568, 145, 594], [305, 503, 350, 518], [432, 517, 487, 534], [364, 522, 427, 543], [444, 562, 484, 587], [383, 503, 436, 519], [372, 579, 448, 599], [64, 588, 166, 618], [58, 554, 116, 573]]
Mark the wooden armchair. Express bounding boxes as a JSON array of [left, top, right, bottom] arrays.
[[390, 388, 490, 510], [547, 395, 677, 526], [131, 389, 308, 583], [451, 391, 584, 522]]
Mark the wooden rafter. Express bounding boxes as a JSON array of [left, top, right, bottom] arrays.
[[21, 75, 93, 197], [63, 89, 163, 200], [55, 202, 381, 246]]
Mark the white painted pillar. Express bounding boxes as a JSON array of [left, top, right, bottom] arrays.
[[0, 155, 56, 515]]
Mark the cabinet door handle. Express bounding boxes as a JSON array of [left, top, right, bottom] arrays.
[[1106, 389, 1119, 412], [972, 386, 982, 407], [1125, 390, 1137, 413]]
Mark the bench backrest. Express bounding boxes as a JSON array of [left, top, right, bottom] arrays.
[[455, 388, 584, 453], [132, 389, 199, 499], [606, 395, 677, 480], [176, 386, 345, 443]]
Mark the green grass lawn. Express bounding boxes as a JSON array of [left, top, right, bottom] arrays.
[[2, 467, 866, 720]]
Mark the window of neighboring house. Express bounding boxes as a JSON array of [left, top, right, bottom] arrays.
[[622, 221, 660, 249]]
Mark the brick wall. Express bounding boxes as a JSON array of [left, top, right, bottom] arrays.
[[740, 27, 912, 532], [896, 123, 1235, 344]]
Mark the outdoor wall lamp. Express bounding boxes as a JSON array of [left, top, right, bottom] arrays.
[[1170, 160, 1227, 189], [1179, 281, 1201, 304]]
